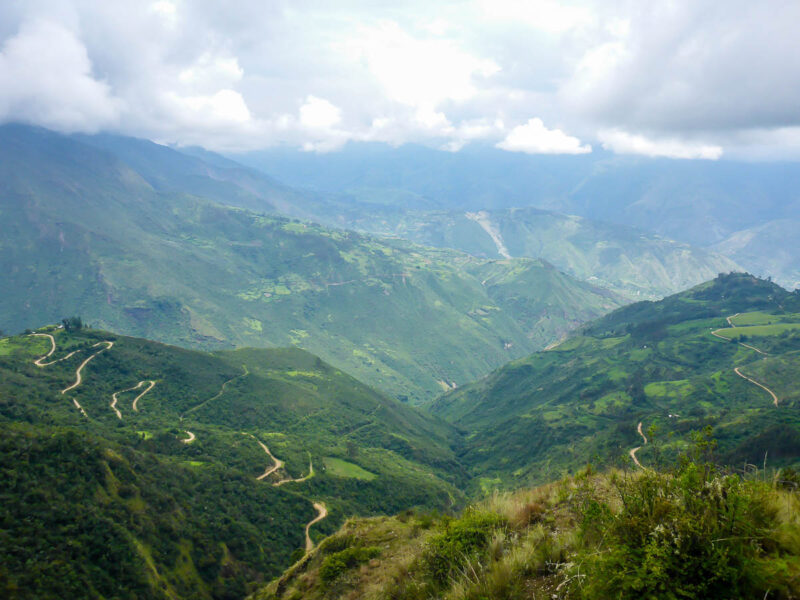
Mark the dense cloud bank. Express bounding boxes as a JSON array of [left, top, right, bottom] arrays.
[[0, 0, 798, 158]]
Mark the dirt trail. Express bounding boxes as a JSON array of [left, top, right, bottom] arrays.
[[304, 502, 328, 553], [248, 434, 285, 480], [30, 332, 80, 366], [630, 421, 647, 470], [61, 341, 114, 395], [181, 431, 196, 444], [734, 367, 779, 407], [184, 365, 248, 416], [274, 458, 314, 487], [110, 390, 124, 419], [132, 381, 156, 411], [711, 313, 767, 355], [712, 314, 778, 405], [110, 380, 157, 418]]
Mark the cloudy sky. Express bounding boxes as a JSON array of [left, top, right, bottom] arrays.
[[1, 0, 799, 159]]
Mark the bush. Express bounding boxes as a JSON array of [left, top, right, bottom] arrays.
[[577, 464, 790, 599], [319, 546, 381, 583], [423, 511, 507, 585]]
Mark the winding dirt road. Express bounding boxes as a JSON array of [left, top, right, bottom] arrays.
[[30, 332, 80, 366], [110, 380, 157, 418], [711, 313, 767, 355], [132, 381, 156, 411], [274, 458, 314, 487], [184, 365, 249, 416], [712, 314, 778, 405], [629, 421, 647, 470], [61, 341, 114, 394], [181, 431, 196, 444], [249, 434, 285, 480], [304, 502, 328, 553], [734, 367, 779, 407]]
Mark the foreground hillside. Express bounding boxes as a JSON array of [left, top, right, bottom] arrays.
[[255, 457, 800, 600], [0, 326, 465, 599], [0, 125, 621, 402], [433, 273, 800, 491]]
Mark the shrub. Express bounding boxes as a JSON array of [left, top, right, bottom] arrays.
[[423, 511, 507, 585], [319, 546, 381, 583], [577, 464, 790, 599]]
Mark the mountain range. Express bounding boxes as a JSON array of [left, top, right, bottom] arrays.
[[238, 143, 800, 290]]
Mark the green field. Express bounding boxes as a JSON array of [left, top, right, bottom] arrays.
[[714, 323, 800, 339], [323, 457, 378, 480], [729, 311, 797, 326]]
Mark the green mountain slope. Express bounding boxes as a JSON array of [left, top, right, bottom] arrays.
[[0, 125, 622, 403], [0, 325, 465, 599], [432, 273, 800, 490], [713, 219, 800, 290], [254, 464, 800, 600], [346, 208, 740, 300]]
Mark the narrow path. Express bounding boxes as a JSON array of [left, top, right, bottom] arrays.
[[132, 381, 156, 411], [72, 398, 88, 418], [181, 431, 196, 444], [30, 332, 80, 366], [304, 502, 328, 553], [712, 313, 778, 405], [184, 365, 248, 416], [274, 458, 314, 487], [110, 380, 157, 418], [110, 390, 123, 419], [248, 434, 285, 480], [637, 421, 647, 445], [629, 421, 647, 470], [61, 341, 114, 394], [711, 312, 767, 355], [734, 367, 779, 407]]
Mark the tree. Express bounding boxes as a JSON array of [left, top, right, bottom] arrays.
[[62, 316, 83, 331]]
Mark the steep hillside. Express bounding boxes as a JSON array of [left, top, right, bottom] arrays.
[[254, 461, 800, 600], [432, 273, 800, 490], [346, 207, 738, 299], [0, 125, 621, 403], [713, 219, 800, 290], [0, 325, 465, 599], [238, 143, 800, 282]]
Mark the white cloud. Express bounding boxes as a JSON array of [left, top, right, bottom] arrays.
[[477, 0, 594, 34], [179, 53, 243, 90], [342, 21, 500, 111], [497, 118, 591, 154], [299, 96, 342, 129], [598, 129, 722, 160], [0, 1, 798, 157], [169, 89, 252, 124], [0, 19, 121, 133]]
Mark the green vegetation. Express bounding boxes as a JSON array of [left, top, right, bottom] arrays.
[[432, 273, 800, 489], [257, 450, 800, 600], [0, 326, 466, 599], [345, 208, 739, 300], [714, 323, 800, 339], [0, 125, 621, 403], [322, 457, 377, 480]]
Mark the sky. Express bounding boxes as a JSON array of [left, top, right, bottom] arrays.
[[1, 0, 799, 160]]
